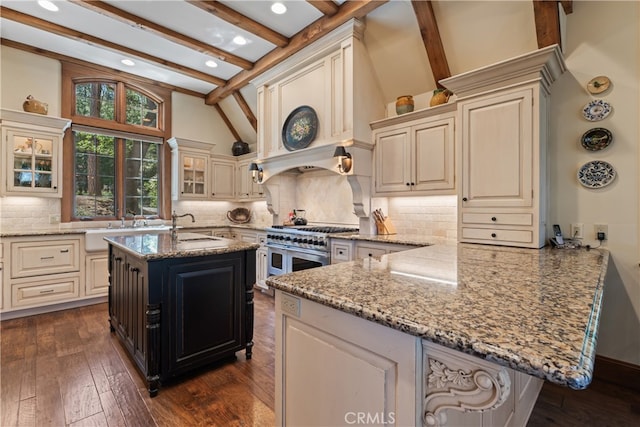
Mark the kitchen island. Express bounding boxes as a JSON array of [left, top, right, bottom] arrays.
[[266, 243, 609, 426], [106, 232, 258, 397]]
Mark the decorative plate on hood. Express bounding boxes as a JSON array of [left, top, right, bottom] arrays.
[[282, 106, 318, 151]]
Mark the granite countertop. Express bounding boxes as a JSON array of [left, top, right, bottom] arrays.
[[329, 233, 443, 247], [105, 232, 260, 260], [266, 243, 609, 390], [0, 229, 87, 238], [0, 223, 268, 238]]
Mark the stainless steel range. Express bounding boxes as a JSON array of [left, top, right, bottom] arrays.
[[266, 225, 358, 276]]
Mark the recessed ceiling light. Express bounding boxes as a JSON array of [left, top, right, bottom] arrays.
[[121, 59, 135, 66], [232, 35, 247, 46], [37, 0, 59, 12], [205, 60, 218, 68], [271, 2, 287, 14]]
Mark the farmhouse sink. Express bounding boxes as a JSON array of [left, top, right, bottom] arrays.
[[85, 225, 171, 252]]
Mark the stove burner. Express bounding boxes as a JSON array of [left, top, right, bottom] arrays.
[[266, 225, 359, 254], [269, 225, 359, 234]]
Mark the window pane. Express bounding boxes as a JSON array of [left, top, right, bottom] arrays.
[[125, 88, 158, 128], [125, 139, 159, 216], [75, 82, 115, 120], [74, 131, 116, 218]]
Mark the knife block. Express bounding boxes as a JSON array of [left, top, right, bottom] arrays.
[[376, 218, 396, 235]]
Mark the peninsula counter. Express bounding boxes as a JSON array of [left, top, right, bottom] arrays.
[[266, 243, 609, 426]]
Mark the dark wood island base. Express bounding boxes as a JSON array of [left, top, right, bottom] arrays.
[[106, 233, 257, 397]]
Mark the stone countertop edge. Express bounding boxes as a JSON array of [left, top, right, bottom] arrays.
[[266, 243, 610, 390], [104, 234, 259, 260], [328, 233, 442, 247], [0, 224, 268, 238]]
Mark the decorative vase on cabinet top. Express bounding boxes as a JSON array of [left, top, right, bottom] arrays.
[[232, 140, 250, 156], [395, 95, 414, 115], [430, 89, 452, 107]]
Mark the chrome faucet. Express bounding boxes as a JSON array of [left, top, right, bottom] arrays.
[[171, 211, 195, 243], [132, 215, 146, 228]]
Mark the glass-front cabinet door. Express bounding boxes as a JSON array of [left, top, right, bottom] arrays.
[[9, 132, 55, 191], [1, 109, 71, 198], [180, 152, 209, 199]]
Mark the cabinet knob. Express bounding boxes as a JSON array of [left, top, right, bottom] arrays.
[[411, 182, 415, 186], [491, 217, 497, 222], [115, 257, 122, 261], [462, 197, 468, 202], [53, 186, 57, 190], [491, 233, 497, 238], [406, 182, 410, 186], [130, 267, 139, 272], [338, 250, 343, 255]]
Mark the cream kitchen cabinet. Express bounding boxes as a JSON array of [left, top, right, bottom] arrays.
[[85, 253, 109, 296], [168, 137, 214, 201], [176, 151, 209, 199], [230, 229, 269, 291], [210, 157, 236, 200], [442, 44, 566, 249], [330, 238, 419, 263], [255, 232, 268, 291], [372, 106, 456, 196], [2, 235, 84, 314], [0, 109, 71, 197], [236, 156, 264, 201]]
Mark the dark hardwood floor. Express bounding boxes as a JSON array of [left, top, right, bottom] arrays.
[[1, 289, 639, 426]]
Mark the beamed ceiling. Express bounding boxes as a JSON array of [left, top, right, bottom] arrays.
[[0, 0, 572, 141]]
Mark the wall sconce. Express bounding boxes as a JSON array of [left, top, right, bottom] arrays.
[[333, 146, 352, 174], [249, 162, 263, 183]]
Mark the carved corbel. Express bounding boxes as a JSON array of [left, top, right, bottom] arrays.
[[422, 343, 511, 426], [346, 174, 370, 218]]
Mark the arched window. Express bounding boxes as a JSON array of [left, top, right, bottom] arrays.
[[62, 63, 172, 221]]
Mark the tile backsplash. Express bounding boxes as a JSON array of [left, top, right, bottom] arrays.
[[0, 197, 61, 231], [385, 195, 457, 241], [0, 190, 456, 240]]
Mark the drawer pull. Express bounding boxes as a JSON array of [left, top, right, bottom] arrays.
[[130, 267, 139, 272], [60, 249, 69, 253], [40, 256, 54, 260], [40, 289, 55, 294], [115, 257, 122, 261], [491, 233, 497, 238], [491, 217, 497, 222]]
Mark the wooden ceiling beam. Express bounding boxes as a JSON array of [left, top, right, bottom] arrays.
[[1, 39, 205, 98], [307, 1, 340, 16], [532, 0, 562, 48], [411, 0, 450, 87], [232, 92, 257, 132], [0, 6, 227, 87], [72, 0, 253, 70], [187, 0, 289, 48], [560, 1, 573, 15], [205, 0, 388, 104], [214, 104, 241, 142]]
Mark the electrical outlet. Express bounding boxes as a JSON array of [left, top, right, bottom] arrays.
[[49, 214, 60, 224], [570, 223, 584, 239], [594, 224, 608, 239], [281, 294, 300, 317]]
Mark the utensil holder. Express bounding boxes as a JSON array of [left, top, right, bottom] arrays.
[[376, 218, 396, 235]]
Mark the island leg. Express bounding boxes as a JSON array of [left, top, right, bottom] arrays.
[[245, 281, 254, 359], [146, 303, 161, 397]]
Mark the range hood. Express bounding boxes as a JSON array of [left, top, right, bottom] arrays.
[[250, 18, 385, 227]]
